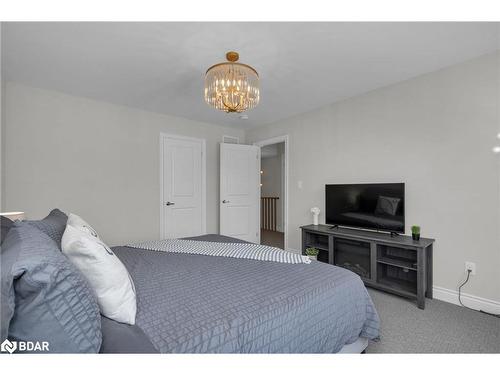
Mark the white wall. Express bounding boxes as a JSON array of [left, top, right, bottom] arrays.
[[246, 52, 500, 303], [2, 82, 244, 245]]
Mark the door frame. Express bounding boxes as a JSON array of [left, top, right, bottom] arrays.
[[253, 135, 289, 251], [159, 132, 207, 239]]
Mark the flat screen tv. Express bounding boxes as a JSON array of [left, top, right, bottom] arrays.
[[325, 183, 405, 233]]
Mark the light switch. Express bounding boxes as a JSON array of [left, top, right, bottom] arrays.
[[298, 180, 303, 189]]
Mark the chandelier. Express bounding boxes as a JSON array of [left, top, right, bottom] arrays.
[[204, 51, 260, 113]]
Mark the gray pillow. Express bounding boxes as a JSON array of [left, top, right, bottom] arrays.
[[25, 209, 68, 248], [375, 196, 401, 216], [1, 216, 14, 245], [1, 222, 102, 353]]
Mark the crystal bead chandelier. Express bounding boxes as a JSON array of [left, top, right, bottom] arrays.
[[204, 51, 259, 113]]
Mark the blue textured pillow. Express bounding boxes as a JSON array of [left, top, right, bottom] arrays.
[[0, 222, 102, 353], [1, 216, 14, 245], [25, 209, 68, 248]]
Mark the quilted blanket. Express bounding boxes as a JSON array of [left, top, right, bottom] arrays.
[[111, 235, 380, 353]]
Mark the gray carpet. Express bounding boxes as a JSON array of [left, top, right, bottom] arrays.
[[365, 288, 500, 353], [261, 229, 284, 249]]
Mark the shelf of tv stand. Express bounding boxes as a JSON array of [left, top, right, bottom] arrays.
[[377, 256, 417, 271], [301, 224, 435, 309], [377, 276, 417, 295], [303, 225, 434, 248], [362, 277, 417, 299]]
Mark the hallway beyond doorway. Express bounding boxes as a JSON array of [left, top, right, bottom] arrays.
[[261, 229, 284, 249]]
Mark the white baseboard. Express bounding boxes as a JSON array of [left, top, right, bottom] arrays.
[[433, 286, 500, 314]]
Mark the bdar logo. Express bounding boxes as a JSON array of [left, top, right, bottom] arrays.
[[0, 339, 49, 353], [1, 339, 17, 354]]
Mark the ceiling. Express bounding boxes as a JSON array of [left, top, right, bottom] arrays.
[[2, 22, 499, 129]]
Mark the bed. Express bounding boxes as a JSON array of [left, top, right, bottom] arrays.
[[100, 234, 380, 353]]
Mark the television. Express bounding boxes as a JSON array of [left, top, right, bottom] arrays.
[[325, 183, 405, 233]]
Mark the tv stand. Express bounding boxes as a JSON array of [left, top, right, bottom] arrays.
[[301, 224, 435, 309], [390, 232, 399, 237]]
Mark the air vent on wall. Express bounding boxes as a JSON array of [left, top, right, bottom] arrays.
[[222, 135, 239, 144]]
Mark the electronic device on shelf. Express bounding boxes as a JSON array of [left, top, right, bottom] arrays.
[[325, 183, 405, 234]]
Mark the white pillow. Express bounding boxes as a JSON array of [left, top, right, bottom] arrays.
[[62, 224, 137, 325], [67, 213, 101, 239]]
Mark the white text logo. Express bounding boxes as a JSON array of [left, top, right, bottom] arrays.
[[1, 339, 49, 353]]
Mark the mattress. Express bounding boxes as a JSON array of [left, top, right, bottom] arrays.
[[102, 234, 379, 353]]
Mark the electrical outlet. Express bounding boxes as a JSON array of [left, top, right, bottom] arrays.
[[465, 262, 476, 275]]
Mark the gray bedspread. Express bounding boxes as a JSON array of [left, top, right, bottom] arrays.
[[105, 234, 379, 353]]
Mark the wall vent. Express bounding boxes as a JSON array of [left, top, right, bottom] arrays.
[[222, 135, 239, 144]]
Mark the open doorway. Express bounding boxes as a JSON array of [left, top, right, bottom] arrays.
[[254, 136, 288, 251]]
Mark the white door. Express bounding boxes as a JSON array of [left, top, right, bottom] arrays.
[[161, 134, 205, 239], [220, 143, 260, 242]]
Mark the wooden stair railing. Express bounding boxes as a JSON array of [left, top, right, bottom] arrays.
[[261, 197, 279, 231]]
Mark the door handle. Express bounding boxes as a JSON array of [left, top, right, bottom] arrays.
[[165, 201, 175, 206], [222, 200, 230, 204]]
